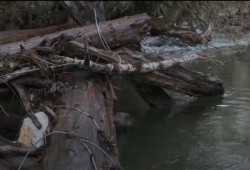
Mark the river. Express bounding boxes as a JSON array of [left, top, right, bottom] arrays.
[[114, 46, 250, 170]]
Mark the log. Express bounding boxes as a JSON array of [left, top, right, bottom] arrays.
[[0, 23, 74, 45], [63, 42, 224, 97], [112, 47, 224, 97], [43, 70, 120, 170], [0, 135, 41, 170], [0, 13, 151, 55], [136, 72, 224, 97]]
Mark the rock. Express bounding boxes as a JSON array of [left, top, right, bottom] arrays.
[[114, 112, 133, 131], [18, 112, 49, 148]]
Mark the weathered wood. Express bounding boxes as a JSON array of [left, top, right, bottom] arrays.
[[136, 72, 224, 97], [0, 24, 73, 45], [165, 24, 213, 45], [0, 13, 151, 55], [62, 43, 224, 98], [56, 41, 199, 75], [114, 47, 224, 97], [43, 70, 120, 170]]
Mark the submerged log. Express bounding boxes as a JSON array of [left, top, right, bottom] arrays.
[[43, 70, 120, 170], [136, 71, 224, 97]]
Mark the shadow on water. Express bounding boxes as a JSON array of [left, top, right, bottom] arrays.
[[0, 91, 25, 140], [115, 46, 250, 170]]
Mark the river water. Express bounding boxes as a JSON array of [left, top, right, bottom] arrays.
[[114, 46, 250, 170]]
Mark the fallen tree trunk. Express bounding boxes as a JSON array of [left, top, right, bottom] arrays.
[[0, 13, 151, 55], [135, 72, 224, 97], [43, 70, 120, 170], [0, 23, 74, 45]]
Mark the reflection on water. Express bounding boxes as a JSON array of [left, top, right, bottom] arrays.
[[114, 48, 250, 170]]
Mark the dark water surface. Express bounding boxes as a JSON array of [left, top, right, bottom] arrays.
[[114, 47, 250, 170]]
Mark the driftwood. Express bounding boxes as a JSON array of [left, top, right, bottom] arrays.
[[43, 70, 120, 170], [0, 23, 74, 45], [0, 6, 224, 170], [62, 42, 224, 97], [57, 41, 199, 74], [0, 13, 151, 55]]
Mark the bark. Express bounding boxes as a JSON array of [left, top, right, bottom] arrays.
[[117, 48, 224, 97], [43, 70, 120, 170], [0, 13, 151, 55], [57, 41, 199, 75], [0, 24, 74, 45], [136, 72, 224, 97], [64, 42, 224, 97]]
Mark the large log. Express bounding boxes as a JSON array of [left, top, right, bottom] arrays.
[[60, 42, 224, 99], [43, 70, 120, 170], [0, 13, 151, 55], [0, 24, 74, 45], [136, 72, 224, 97]]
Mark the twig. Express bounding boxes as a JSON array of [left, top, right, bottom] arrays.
[[0, 63, 76, 84], [53, 105, 101, 131], [207, 43, 239, 51], [18, 131, 69, 170], [78, 140, 98, 170], [0, 104, 9, 116], [93, 8, 122, 64]]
